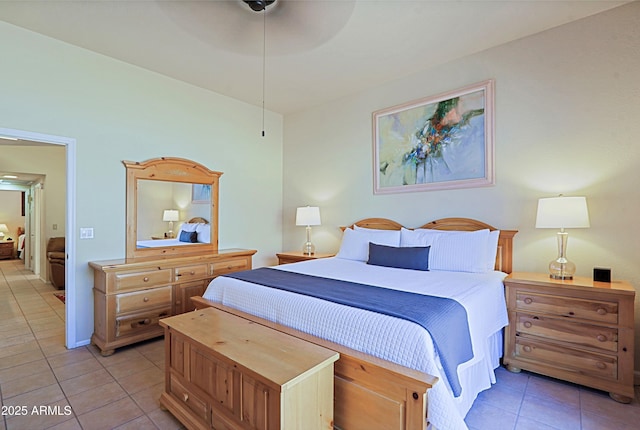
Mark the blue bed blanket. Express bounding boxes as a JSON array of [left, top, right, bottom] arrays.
[[223, 267, 473, 396]]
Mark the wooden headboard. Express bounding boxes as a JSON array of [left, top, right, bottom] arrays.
[[349, 217, 517, 274], [187, 217, 209, 224]]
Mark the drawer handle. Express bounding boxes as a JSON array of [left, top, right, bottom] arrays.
[[596, 362, 606, 370], [176, 273, 182, 277], [143, 277, 149, 282], [596, 308, 607, 315], [523, 321, 532, 329], [524, 297, 533, 305], [597, 334, 607, 342], [132, 318, 152, 328], [143, 297, 149, 302], [183, 393, 189, 402], [190, 270, 195, 275], [523, 345, 532, 353]]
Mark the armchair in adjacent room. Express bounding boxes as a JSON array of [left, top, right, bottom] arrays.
[[47, 237, 65, 290]]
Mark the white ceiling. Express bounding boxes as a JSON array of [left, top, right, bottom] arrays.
[[0, 0, 628, 114]]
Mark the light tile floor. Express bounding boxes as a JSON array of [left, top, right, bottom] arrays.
[[0, 259, 184, 430], [1, 258, 638, 430]]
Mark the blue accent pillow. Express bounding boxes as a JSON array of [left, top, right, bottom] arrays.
[[367, 242, 430, 271], [179, 230, 198, 243]]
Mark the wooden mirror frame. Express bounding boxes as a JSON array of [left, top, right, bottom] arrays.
[[123, 157, 221, 259]]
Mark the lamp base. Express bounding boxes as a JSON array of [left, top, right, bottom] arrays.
[[302, 241, 315, 256], [548, 258, 576, 280]]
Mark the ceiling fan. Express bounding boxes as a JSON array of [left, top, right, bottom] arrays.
[[242, 0, 277, 12], [157, 0, 356, 56]]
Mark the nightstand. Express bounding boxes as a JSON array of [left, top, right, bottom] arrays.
[[503, 272, 635, 403], [276, 251, 335, 265], [0, 241, 14, 260]]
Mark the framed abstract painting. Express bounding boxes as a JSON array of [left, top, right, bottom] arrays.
[[373, 80, 495, 194]]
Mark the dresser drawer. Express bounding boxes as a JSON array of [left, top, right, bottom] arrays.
[[211, 258, 249, 277], [116, 286, 172, 314], [115, 307, 170, 338], [175, 264, 209, 282], [514, 337, 617, 380], [114, 269, 172, 292], [516, 314, 618, 352], [170, 375, 209, 425], [515, 291, 618, 324]]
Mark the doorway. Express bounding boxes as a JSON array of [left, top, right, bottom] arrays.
[[0, 127, 77, 348]]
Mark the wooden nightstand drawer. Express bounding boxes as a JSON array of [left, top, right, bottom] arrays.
[[514, 337, 617, 380], [174, 264, 209, 282], [115, 307, 171, 338], [516, 314, 618, 352], [516, 291, 618, 324], [114, 269, 172, 292], [116, 286, 172, 314]]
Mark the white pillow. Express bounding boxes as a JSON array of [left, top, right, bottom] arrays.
[[335, 228, 401, 261], [402, 228, 499, 272], [196, 223, 211, 243], [486, 230, 500, 271], [429, 229, 490, 273], [400, 227, 440, 247], [179, 223, 199, 233]]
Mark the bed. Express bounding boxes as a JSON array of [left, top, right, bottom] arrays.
[[136, 217, 211, 248], [192, 217, 517, 430]]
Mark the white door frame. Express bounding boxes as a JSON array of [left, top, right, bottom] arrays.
[[0, 127, 77, 348]]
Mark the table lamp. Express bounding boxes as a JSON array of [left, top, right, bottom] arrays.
[[0, 224, 8, 240], [163, 210, 179, 238], [296, 206, 321, 255], [535, 195, 590, 280]]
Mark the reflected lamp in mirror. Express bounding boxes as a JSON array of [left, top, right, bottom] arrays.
[[162, 210, 179, 239], [0, 223, 8, 240], [536, 195, 590, 280], [296, 206, 321, 255]]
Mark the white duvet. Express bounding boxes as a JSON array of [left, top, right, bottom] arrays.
[[203, 257, 508, 430]]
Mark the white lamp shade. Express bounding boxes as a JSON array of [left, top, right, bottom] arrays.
[[536, 196, 590, 229], [296, 206, 321, 226], [0, 224, 8, 234], [162, 210, 179, 222]]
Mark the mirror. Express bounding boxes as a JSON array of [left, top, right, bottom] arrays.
[[124, 157, 221, 259]]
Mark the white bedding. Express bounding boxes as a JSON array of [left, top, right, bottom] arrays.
[[203, 257, 508, 430], [136, 238, 195, 248]]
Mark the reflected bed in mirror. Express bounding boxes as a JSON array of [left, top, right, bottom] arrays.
[[137, 217, 210, 249], [124, 157, 221, 259]]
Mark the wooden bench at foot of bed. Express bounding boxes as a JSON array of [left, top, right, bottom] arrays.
[[191, 296, 437, 430]]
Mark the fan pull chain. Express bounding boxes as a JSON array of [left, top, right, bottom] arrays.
[[261, 7, 266, 137]]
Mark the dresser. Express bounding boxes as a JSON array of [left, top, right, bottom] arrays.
[[160, 307, 339, 430], [0, 241, 14, 260], [89, 249, 256, 356], [503, 272, 635, 402]]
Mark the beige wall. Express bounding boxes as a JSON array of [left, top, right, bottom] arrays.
[[0, 21, 284, 346], [283, 3, 640, 369]]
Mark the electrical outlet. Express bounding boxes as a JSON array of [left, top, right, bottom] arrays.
[[80, 228, 94, 239], [53, 224, 57, 230]]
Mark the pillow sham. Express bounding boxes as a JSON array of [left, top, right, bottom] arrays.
[[429, 229, 489, 273], [367, 243, 430, 271], [196, 223, 211, 244], [335, 228, 401, 261], [179, 230, 198, 243], [401, 227, 500, 272], [179, 223, 199, 233]]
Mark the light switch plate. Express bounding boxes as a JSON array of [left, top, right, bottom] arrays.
[[80, 228, 94, 239]]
